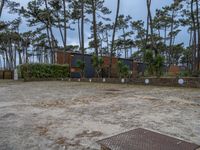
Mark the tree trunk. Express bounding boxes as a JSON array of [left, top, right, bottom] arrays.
[[147, 0, 156, 53], [14, 43, 17, 68], [18, 51, 22, 65], [8, 39, 13, 70], [49, 24, 56, 63], [195, 0, 200, 71], [45, 26, 53, 63], [191, 0, 197, 71], [0, 0, 5, 17], [146, 9, 149, 48], [164, 25, 167, 45], [169, 8, 175, 66], [44, 0, 56, 64], [56, 11, 65, 46], [81, 0, 85, 63], [25, 40, 29, 63], [62, 0, 67, 63], [5, 50, 9, 69], [109, 0, 120, 78], [3, 52, 6, 69], [123, 28, 127, 59], [106, 30, 109, 54], [189, 30, 193, 47], [100, 40, 103, 57], [0, 56, 2, 69], [78, 18, 82, 52], [92, 0, 98, 56]]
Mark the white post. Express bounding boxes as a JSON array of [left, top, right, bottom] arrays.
[[14, 68, 18, 80]]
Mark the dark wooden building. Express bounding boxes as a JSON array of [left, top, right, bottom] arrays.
[[55, 51, 143, 78]]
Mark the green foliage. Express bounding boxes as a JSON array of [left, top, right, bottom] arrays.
[[76, 59, 85, 78], [17, 65, 22, 78], [117, 61, 130, 78], [76, 59, 85, 70], [178, 70, 199, 77], [19, 63, 69, 80], [143, 50, 154, 75], [180, 48, 192, 67], [144, 50, 165, 77], [91, 55, 104, 77], [154, 55, 165, 77], [131, 50, 142, 61], [178, 70, 191, 77]]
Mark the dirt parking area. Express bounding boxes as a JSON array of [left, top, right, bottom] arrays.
[[0, 80, 200, 150]]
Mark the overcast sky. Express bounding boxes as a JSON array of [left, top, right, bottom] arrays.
[[1, 0, 189, 47]]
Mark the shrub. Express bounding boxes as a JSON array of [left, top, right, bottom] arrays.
[[143, 50, 165, 77], [178, 70, 191, 77], [19, 63, 69, 80], [76, 59, 85, 78], [17, 65, 22, 78], [91, 55, 104, 78], [117, 61, 130, 78], [154, 55, 165, 77], [143, 50, 154, 75]]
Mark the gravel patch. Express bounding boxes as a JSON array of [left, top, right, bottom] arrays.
[[0, 81, 200, 150]]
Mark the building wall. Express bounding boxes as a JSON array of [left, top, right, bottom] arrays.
[[103, 56, 118, 78], [168, 65, 180, 76], [71, 53, 95, 78], [55, 51, 140, 78]]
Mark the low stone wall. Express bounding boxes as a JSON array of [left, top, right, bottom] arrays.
[[69, 77, 200, 88], [131, 77, 200, 88], [23, 77, 200, 88]]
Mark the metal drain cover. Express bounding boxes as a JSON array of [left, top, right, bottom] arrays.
[[97, 128, 200, 150]]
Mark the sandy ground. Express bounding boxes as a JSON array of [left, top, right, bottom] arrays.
[[0, 80, 200, 150]]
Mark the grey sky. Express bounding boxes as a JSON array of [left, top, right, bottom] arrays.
[[1, 0, 189, 47]]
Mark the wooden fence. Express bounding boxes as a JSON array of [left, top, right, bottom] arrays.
[[0, 70, 14, 79]]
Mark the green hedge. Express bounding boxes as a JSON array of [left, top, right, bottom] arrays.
[[18, 63, 69, 80]]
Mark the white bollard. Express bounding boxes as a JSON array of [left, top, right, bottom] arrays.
[[14, 69, 18, 81], [145, 79, 150, 85], [178, 79, 184, 85], [121, 78, 125, 83]]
